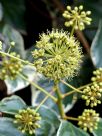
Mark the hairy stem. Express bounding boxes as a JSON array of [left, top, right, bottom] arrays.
[[55, 82, 65, 119], [19, 73, 57, 102]]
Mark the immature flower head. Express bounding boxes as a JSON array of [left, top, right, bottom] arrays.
[[14, 108, 41, 134], [82, 82, 102, 107], [78, 109, 99, 132], [32, 29, 83, 81], [63, 5, 92, 30], [91, 68, 102, 83], [0, 52, 23, 80]]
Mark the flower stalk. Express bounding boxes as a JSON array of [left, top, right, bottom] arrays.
[[55, 82, 65, 119], [19, 73, 57, 102]]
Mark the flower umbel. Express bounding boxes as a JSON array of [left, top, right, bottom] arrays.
[[78, 109, 99, 132], [14, 108, 41, 134], [82, 82, 102, 107], [32, 29, 83, 81], [63, 5, 92, 30], [91, 68, 102, 83], [0, 52, 23, 80]]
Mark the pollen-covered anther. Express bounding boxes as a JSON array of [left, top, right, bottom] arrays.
[[32, 29, 83, 81], [82, 82, 102, 107], [78, 109, 99, 132], [63, 5, 92, 30], [14, 108, 41, 134]]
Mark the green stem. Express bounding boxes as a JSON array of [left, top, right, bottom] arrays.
[[19, 73, 57, 102], [0, 51, 34, 66], [62, 90, 76, 98], [55, 82, 65, 119], [35, 89, 56, 112], [61, 80, 82, 93], [70, 25, 75, 37], [64, 116, 79, 121]]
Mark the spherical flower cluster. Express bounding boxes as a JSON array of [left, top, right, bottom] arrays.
[[82, 82, 102, 107], [14, 108, 41, 134], [0, 52, 23, 80], [91, 68, 102, 83], [32, 29, 83, 81], [78, 109, 99, 132], [62, 5, 92, 30]]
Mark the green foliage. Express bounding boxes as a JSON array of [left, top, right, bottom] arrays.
[[91, 20, 102, 67], [0, 0, 102, 135], [56, 121, 89, 136]]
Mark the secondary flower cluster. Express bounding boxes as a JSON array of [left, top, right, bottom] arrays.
[[0, 52, 23, 80], [63, 5, 92, 30], [82, 82, 102, 107], [78, 109, 99, 132], [91, 68, 102, 83], [82, 68, 102, 107], [32, 29, 83, 81], [14, 108, 41, 134]]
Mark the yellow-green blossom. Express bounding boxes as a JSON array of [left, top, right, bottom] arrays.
[[78, 109, 99, 132], [32, 29, 83, 81], [14, 108, 41, 134], [0, 52, 23, 80], [82, 82, 102, 107], [63, 5, 92, 30], [91, 68, 102, 84]]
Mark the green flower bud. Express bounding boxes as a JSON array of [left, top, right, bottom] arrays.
[[78, 109, 99, 132], [14, 108, 41, 134], [0, 52, 23, 80], [82, 82, 102, 107], [63, 5, 92, 30]]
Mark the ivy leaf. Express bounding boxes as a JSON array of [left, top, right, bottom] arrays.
[[91, 20, 102, 67], [36, 105, 60, 136], [0, 0, 26, 32], [0, 117, 26, 136], [0, 95, 26, 114], [5, 65, 38, 94], [56, 120, 89, 136], [2, 24, 25, 58], [0, 3, 3, 21], [92, 118, 102, 136]]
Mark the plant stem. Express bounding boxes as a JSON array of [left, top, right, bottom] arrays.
[[62, 90, 76, 98], [55, 82, 65, 119], [0, 51, 34, 66], [61, 80, 82, 93], [19, 73, 57, 102], [64, 116, 79, 121], [70, 25, 75, 37], [35, 89, 56, 112]]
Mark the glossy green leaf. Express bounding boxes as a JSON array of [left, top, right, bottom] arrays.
[[91, 20, 102, 67], [36, 105, 60, 136], [2, 24, 25, 58], [6, 65, 37, 94], [0, 95, 26, 114], [0, 117, 26, 136], [57, 120, 89, 136], [0, 3, 3, 21], [0, 0, 26, 32], [92, 118, 102, 136]]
